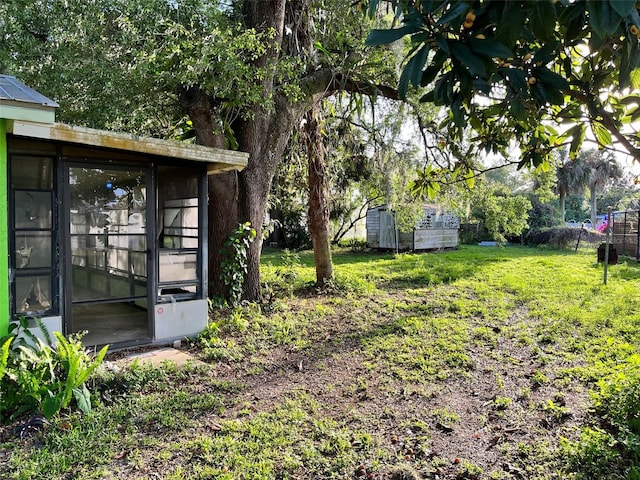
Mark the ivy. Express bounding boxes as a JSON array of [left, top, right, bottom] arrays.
[[219, 223, 257, 307]]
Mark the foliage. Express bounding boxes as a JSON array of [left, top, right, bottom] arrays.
[[274, 249, 303, 296], [271, 97, 429, 248], [0, 318, 108, 422], [1, 0, 406, 302], [561, 356, 640, 478], [337, 237, 368, 252], [582, 149, 625, 225], [526, 226, 604, 249], [0, 0, 282, 137], [366, 0, 640, 191], [219, 222, 257, 307], [471, 186, 532, 242], [598, 177, 640, 212], [0, 336, 11, 382], [527, 195, 563, 233]]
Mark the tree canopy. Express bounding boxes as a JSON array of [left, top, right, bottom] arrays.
[[1, 0, 404, 300], [366, 0, 640, 191]]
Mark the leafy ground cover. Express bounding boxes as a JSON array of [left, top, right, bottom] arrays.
[[2, 245, 640, 479]]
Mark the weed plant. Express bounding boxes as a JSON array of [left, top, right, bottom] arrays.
[[0, 318, 107, 422]]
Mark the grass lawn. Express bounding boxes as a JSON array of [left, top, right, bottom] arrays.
[[2, 245, 640, 479]]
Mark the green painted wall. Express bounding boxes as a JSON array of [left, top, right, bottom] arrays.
[[0, 119, 8, 336]]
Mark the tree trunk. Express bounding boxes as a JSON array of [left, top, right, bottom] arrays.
[[179, 87, 240, 299], [235, 97, 302, 301], [208, 172, 239, 298], [304, 105, 333, 285], [559, 192, 566, 223], [184, 0, 366, 302]]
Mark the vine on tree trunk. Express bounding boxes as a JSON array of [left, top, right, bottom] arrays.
[[219, 222, 257, 307]]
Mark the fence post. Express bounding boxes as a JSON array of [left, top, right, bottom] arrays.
[[637, 210, 640, 262], [622, 211, 627, 255], [604, 207, 612, 285]]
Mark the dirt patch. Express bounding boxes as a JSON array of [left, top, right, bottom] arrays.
[[180, 297, 591, 479]]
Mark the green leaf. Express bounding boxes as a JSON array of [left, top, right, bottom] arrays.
[[420, 89, 436, 102], [500, 67, 528, 93], [42, 393, 63, 419], [592, 121, 613, 146], [434, 71, 453, 105], [421, 49, 449, 86], [473, 78, 491, 94], [73, 385, 92, 414], [451, 96, 465, 128], [450, 42, 487, 77], [509, 97, 526, 121], [530, 1, 557, 41], [537, 160, 551, 173], [399, 44, 430, 98], [465, 170, 475, 188], [630, 105, 640, 122], [314, 41, 331, 57], [365, 25, 414, 46], [468, 37, 513, 59], [610, 0, 636, 17], [435, 33, 450, 53], [367, 0, 381, 18], [534, 67, 570, 90], [533, 42, 560, 66], [494, 2, 526, 48], [588, 0, 623, 36], [0, 337, 12, 380], [630, 68, 640, 90], [619, 38, 633, 88], [436, 1, 469, 26], [570, 124, 586, 159], [563, 2, 588, 42]]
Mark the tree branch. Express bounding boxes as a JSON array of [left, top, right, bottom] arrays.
[[566, 89, 640, 162]]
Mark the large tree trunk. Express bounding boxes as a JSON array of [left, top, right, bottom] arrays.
[[236, 96, 303, 300], [559, 192, 566, 223], [208, 172, 239, 298], [304, 105, 333, 285], [179, 87, 240, 299], [185, 0, 363, 302]]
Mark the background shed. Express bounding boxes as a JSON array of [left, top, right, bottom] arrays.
[[366, 205, 460, 251]]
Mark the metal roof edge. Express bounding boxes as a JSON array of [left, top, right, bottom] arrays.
[[0, 75, 59, 108]]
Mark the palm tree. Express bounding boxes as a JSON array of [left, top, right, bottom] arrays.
[[555, 152, 589, 222], [581, 150, 623, 226]]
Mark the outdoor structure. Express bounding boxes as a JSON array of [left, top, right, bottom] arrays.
[[0, 75, 248, 347], [610, 209, 640, 260], [366, 205, 460, 251]]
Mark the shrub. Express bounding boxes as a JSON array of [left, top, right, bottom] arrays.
[[336, 237, 367, 252], [526, 227, 604, 249], [0, 318, 108, 422], [561, 356, 640, 478]]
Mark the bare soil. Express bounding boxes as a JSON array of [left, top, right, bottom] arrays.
[[175, 296, 590, 479]]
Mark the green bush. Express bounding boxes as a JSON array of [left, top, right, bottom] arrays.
[[0, 318, 108, 422], [526, 227, 604, 249], [562, 356, 640, 478], [594, 357, 640, 434], [336, 237, 367, 251]]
